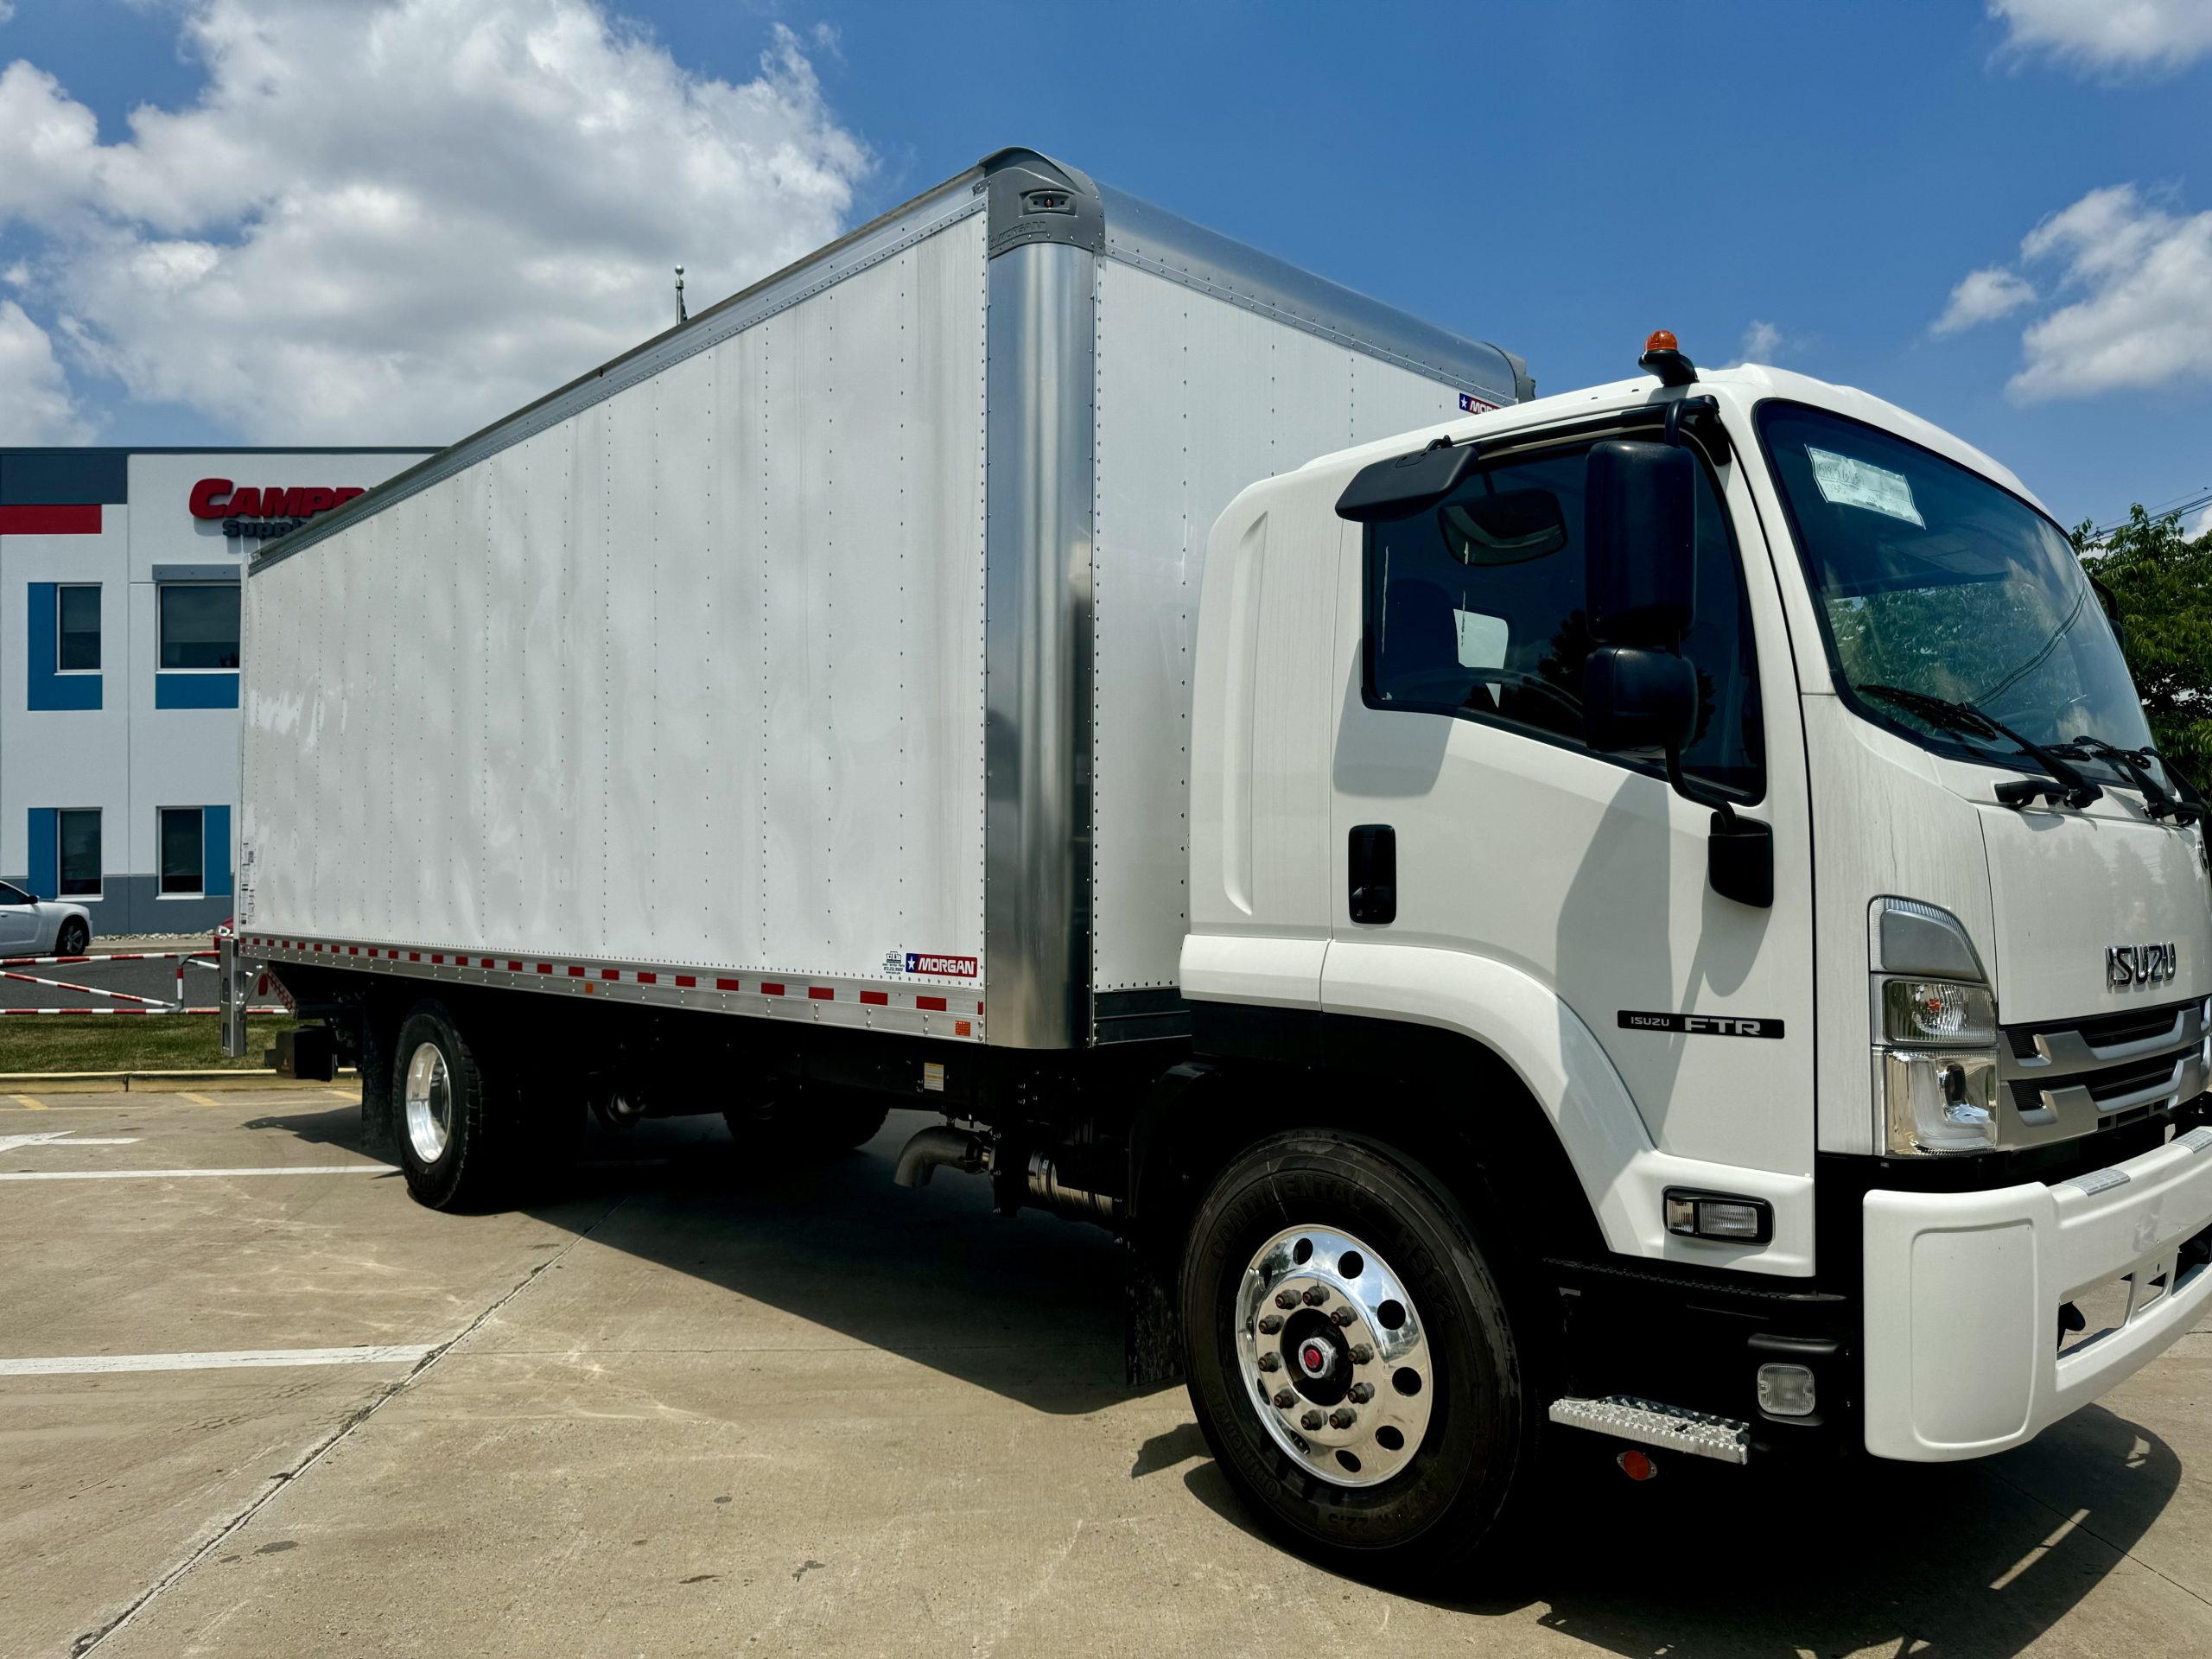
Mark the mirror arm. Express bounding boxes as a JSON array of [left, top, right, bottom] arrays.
[[1662, 394, 1732, 467], [1662, 745, 1737, 826]]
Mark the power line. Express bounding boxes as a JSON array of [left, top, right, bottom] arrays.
[[2090, 486, 2212, 543]]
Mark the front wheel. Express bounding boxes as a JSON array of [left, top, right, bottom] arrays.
[[1179, 1132, 1540, 1582], [54, 918, 89, 956]]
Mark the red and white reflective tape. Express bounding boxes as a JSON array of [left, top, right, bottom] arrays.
[[0, 1006, 281, 1017], [0, 968, 168, 1006], [238, 933, 988, 1034], [0, 950, 215, 969]]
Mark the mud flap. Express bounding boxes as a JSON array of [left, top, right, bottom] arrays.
[[1124, 1242, 1184, 1389]]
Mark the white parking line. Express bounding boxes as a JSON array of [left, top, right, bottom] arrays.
[[0, 1344, 435, 1376], [0, 1164, 391, 1181], [0, 1130, 141, 1152]]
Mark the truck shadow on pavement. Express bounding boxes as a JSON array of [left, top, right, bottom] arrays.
[[1168, 1386, 2186, 1655], [254, 1097, 2190, 1649]]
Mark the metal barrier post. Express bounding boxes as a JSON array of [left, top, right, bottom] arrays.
[[219, 938, 247, 1057]]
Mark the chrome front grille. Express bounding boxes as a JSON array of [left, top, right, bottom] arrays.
[[1999, 996, 2209, 1145]]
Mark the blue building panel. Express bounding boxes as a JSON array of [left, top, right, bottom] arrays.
[[0, 450, 130, 506], [25, 582, 101, 711], [25, 808, 57, 900], [154, 671, 239, 709]]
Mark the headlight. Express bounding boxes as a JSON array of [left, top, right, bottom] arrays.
[[1881, 979, 1996, 1046], [1880, 1045, 1999, 1155], [1870, 897, 2002, 1156]]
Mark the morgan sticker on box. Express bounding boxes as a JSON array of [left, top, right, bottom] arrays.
[[1459, 392, 1499, 414], [906, 951, 979, 979]]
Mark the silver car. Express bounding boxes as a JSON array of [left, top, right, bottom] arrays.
[[0, 883, 92, 957]]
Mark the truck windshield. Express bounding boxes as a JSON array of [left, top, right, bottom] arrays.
[[1757, 402, 2158, 791]]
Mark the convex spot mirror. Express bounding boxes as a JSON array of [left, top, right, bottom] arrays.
[[1585, 440, 1697, 647], [1440, 488, 1567, 566]]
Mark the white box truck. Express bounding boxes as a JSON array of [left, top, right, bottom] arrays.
[[227, 148, 2212, 1578]]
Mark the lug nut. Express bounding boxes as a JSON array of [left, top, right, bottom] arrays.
[[1257, 1314, 1283, 1335], [1330, 1306, 1355, 1326], [1302, 1287, 1330, 1306], [1350, 1344, 1373, 1365], [1349, 1382, 1374, 1404], [1274, 1389, 1298, 1409], [1330, 1408, 1357, 1429], [1257, 1351, 1281, 1372], [1300, 1410, 1325, 1432], [1274, 1290, 1300, 1309]]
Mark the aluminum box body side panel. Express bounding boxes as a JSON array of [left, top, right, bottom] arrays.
[[1095, 183, 1524, 405], [241, 210, 991, 986], [982, 240, 1096, 1049], [1092, 258, 1474, 994]]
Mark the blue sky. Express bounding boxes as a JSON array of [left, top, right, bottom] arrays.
[[2, 0, 2208, 532]]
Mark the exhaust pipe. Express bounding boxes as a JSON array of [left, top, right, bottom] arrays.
[[893, 1125, 988, 1188]]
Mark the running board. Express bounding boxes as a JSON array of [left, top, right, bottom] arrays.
[[1548, 1395, 1751, 1465]]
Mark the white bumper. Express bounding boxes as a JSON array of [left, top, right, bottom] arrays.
[[1862, 1126, 2212, 1460]]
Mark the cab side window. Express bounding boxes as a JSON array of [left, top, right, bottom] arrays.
[[1363, 441, 1765, 798]]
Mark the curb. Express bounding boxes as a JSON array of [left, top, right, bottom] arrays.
[[0, 1069, 359, 1094]]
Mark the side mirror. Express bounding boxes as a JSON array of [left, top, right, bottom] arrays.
[[1585, 440, 1697, 646], [1582, 646, 1697, 754], [2088, 572, 2126, 652]]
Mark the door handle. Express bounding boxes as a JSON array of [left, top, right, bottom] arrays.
[[1348, 824, 1396, 925]]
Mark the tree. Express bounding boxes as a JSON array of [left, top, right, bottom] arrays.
[[2071, 505, 2212, 779]]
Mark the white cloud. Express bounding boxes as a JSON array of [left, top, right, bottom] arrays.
[[0, 300, 93, 442], [1738, 320, 1782, 360], [2193, 503, 2212, 540], [0, 3, 16, 23], [2007, 185, 2212, 401], [1992, 0, 2212, 72], [1932, 266, 2037, 334], [0, 0, 869, 443]]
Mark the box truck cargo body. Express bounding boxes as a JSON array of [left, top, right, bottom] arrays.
[[230, 148, 2212, 1580], [237, 149, 1527, 1051]]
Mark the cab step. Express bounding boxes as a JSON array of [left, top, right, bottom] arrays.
[[1548, 1394, 1751, 1465]]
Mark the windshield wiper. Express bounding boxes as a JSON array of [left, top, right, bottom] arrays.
[[2053, 734, 2199, 825], [1859, 684, 2103, 809]]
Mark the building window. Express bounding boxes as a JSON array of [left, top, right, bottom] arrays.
[[160, 808, 206, 896], [158, 584, 240, 671], [57, 586, 100, 673], [58, 810, 101, 899]]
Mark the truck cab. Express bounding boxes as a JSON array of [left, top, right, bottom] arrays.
[[1176, 348, 2212, 1527]]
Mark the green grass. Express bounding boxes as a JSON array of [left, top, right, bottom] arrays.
[[0, 1014, 305, 1075]]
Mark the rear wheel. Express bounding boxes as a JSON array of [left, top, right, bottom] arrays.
[[392, 1000, 527, 1210], [723, 1083, 888, 1157], [1179, 1132, 1540, 1582], [54, 918, 88, 956]]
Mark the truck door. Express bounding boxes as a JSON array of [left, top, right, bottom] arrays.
[[1323, 423, 1815, 1185]]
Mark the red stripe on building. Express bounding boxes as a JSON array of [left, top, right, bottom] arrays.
[[0, 504, 102, 535]]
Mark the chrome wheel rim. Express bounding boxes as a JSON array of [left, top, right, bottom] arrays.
[[1236, 1224, 1435, 1488], [404, 1041, 454, 1164]]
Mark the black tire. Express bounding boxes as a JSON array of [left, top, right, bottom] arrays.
[[723, 1084, 888, 1157], [1179, 1131, 1540, 1583], [391, 999, 524, 1211], [54, 918, 89, 956]]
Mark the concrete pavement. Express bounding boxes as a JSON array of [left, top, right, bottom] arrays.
[[2, 1090, 2206, 1657]]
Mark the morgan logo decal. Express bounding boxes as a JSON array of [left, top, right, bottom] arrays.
[[906, 952, 978, 979], [2107, 942, 2177, 989], [1618, 1010, 1784, 1039], [1458, 392, 1500, 414]]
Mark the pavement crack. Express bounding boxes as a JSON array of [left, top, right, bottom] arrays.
[[70, 1195, 628, 1656]]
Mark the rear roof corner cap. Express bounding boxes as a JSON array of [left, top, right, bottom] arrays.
[[980, 146, 1103, 257]]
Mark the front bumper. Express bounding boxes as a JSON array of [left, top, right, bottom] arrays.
[[1862, 1125, 2212, 1460]]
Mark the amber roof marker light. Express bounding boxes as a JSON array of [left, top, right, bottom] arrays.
[[1639, 329, 1697, 388]]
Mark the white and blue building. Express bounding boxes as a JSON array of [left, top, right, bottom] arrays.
[[1, 446, 433, 935]]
